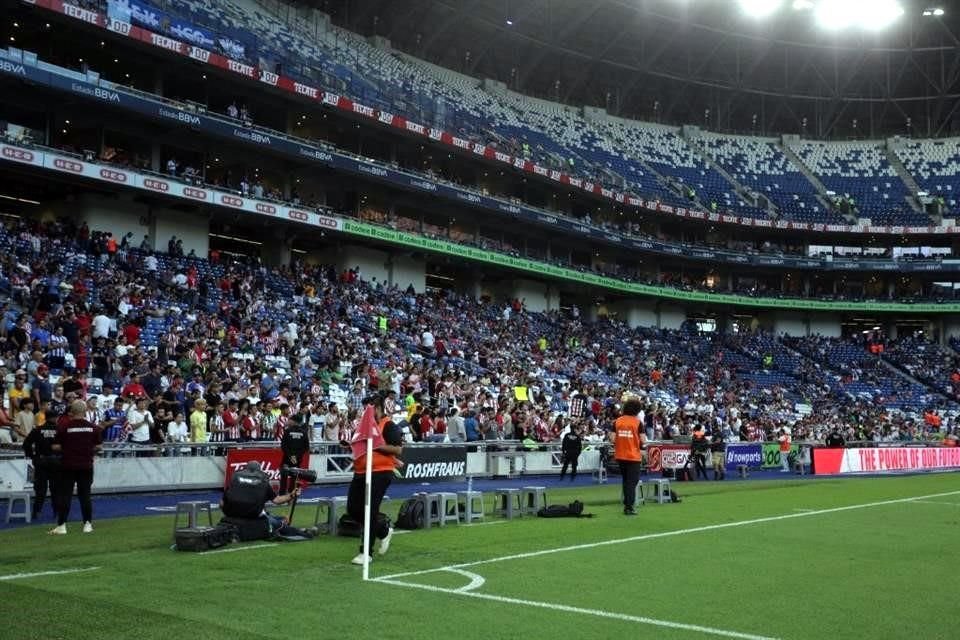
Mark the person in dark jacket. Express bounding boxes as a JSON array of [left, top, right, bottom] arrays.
[[279, 416, 310, 495], [50, 400, 102, 534], [691, 425, 710, 480], [559, 423, 583, 481], [710, 431, 726, 480], [23, 418, 59, 519]]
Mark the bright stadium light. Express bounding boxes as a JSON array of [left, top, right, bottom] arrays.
[[815, 0, 903, 31], [923, 8, 945, 17], [792, 0, 814, 10], [739, 0, 784, 18]]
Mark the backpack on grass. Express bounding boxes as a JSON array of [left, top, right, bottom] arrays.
[[536, 500, 593, 518], [395, 498, 425, 530]]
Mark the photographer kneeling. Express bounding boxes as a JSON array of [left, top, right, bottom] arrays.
[[220, 461, 317, 541]]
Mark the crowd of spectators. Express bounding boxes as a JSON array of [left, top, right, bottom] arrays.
[[0, 217, 958, 455]]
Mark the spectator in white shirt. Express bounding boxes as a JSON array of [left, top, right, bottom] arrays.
[[167, 412, 189, 455], [92, 311, 111, 339], [126, 396, 154, 447]]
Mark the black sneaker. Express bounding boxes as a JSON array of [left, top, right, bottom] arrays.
[[623, 507, 638, 516]]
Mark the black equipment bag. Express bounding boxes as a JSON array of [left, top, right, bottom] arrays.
[[395, 497, 425, 530], [174, 523, 237, 552], [219, 516, 271, 541], [536, 500, 593, 518]]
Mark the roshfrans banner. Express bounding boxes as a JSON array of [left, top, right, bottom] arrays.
[[396, 445, 468, 482]]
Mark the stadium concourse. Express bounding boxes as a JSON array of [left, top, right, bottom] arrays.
[[0, 217, 957, 458]]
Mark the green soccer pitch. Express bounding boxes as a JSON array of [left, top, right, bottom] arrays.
[[2, 473, 958, 640]]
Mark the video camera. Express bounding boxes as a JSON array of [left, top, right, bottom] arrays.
[[280, 465, 317, 483]]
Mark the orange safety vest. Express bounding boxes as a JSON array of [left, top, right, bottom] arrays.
[[779, 434, 792, 453], [354, 417, 396, 473], [613, 415, 644, 462]]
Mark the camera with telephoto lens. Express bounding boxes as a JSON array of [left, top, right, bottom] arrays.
[[280, 466, 317, 483]]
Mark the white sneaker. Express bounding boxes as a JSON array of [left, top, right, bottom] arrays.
[[377, 527, 394, 556], [82, 522, 94, 534], [351, 553, 373, 566], [48, 524, 67, 535]]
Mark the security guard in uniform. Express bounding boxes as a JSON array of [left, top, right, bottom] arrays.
[[279, 414, 311, 495], [23, 418, 59, 520]]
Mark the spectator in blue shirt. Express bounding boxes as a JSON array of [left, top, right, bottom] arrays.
[[464, 410, 480, 441]]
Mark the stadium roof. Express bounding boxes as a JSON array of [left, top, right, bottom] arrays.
[[321, 0, 960, 138]]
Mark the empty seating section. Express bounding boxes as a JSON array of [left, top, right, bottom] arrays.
[[128, 0, 944, 226], [697, 133, 841, 223], [790, 141, 926, 225], [894, 138, 960, 215]]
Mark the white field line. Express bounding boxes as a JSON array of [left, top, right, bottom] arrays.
[[441, 568, 486, 592], [0, 567, 100, 581], [909, 500, 960, 506], [199, 543, 279, 555], [376, 577, 779, 640], [376, 489, 960, 581]]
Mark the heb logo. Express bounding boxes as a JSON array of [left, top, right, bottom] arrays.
[[1, 147, 34, 162], [220, 195, 243, 207], [99, 168, 127, 183], [184, 187, 207, 200], [317, 216, 338, 230], [287, 210, 309, 223], [144, 178, 169, 192], [53, 158, 83, 173], [63, 3, 99, 24], [188, 46, 211, 63], [256, 203, 277, 215]]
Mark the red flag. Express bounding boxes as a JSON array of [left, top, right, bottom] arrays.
[[351, 405, 384, 459]]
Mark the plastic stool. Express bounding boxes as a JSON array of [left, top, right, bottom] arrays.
[[521, 486, 547, 515], [491, 488, 522, 519], [314, 496, 348, 535], [5, 492, 31, 523], [437, 492, 460, 526], [457, 491, 485, 523], [173, 500, 213, 537], [422, 493, 443, 529], [652, 478, 672, 504], [593, 467, 607, 484]]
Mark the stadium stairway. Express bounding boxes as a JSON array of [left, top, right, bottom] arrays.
[[683, 133, 770, 217], [779, 143, 844, 220], [883, 145, 926, 217]]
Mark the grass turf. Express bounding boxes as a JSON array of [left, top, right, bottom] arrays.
[[1, 473, 958, 640]]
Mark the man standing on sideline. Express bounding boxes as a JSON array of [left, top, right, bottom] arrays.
[[778, 427, 792, 473], [279, 413, 310, 495], [347, 395, 403, 566], [50, 400, 101, 534], [559, 423, 583, 481], [612, 399, 645, 515], [23, 416, 59, 519]]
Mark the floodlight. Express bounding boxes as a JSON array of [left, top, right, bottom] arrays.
[[815, 0, 903, 31], [860, 0, 904, 30], [739, 0, 784, 18], [792, 0, 814, 9], [923, 8, 945, 17]]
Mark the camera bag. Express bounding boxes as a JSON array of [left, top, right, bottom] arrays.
[[174, 523, 237, 552]]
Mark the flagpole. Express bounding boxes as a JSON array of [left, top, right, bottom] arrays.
[[362, 434, 374, 581]]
